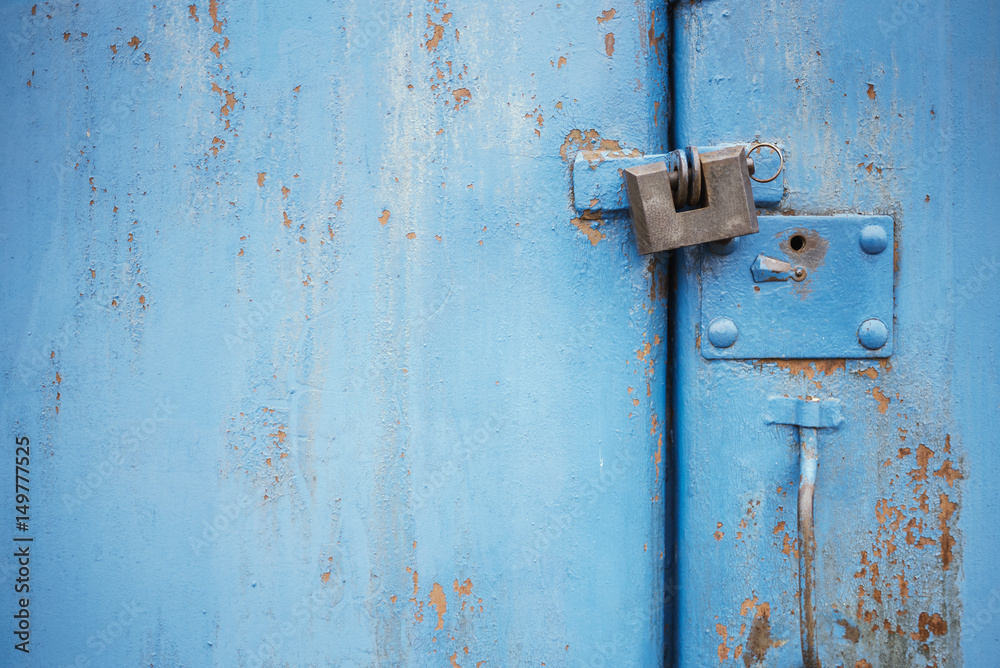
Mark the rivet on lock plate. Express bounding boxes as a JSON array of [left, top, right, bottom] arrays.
[[623, 144, 783, 254]]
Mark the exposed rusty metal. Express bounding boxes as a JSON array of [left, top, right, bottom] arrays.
[[798, 426, 820, 668]]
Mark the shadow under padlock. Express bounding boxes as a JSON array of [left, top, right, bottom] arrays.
[[623, 144, 782, 254]]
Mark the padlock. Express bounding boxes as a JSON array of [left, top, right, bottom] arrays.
[[623, 145, 773, 255]]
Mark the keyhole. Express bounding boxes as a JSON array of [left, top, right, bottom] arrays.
[[790, 235, 806, 251]]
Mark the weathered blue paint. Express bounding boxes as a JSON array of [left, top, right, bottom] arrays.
[[0, 1, 669, 665], [672, 0, 999, 666]]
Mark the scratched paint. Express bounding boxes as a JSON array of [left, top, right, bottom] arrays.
[[671, 1, 999, 666], [0, 0, 667, 665]]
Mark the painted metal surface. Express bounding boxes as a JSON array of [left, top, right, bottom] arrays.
[[0, 1, 669, 665], [671, 1, 1000, 667], [701, 216, 894, 360]]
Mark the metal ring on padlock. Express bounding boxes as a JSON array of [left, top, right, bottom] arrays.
[[747, 142, 784, 184]]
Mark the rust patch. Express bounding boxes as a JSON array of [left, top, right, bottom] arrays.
[[908, 444, 934, 482], [188, 4, 198, 21], [871, 387, 890, 413], [648, 10, 665, 63], [653, 432, 662, 485], [379, 210, 391, 226], [758, 359, 845, 380], [867, 83, 876, 99], [856, 366, 878, 380], [321, 571, 330, 583], [571, 215, 605, 245], [209, 0, 224, 33], [743, 604, 780, 667], [932, 460, 963, 486], [836, 618, 860, 643], [716, 623, 729, 662], [127, 36, 141, 49], [425, 12, 451, 51], [452, 87, 472, 109], [257, 172, 266, 187], [604, 33, 615, 56], [429, 582, 447, 630], [912, 611, 948, 641], [597, 9, 616, 23], [740, 596, 758, 616], [559, 129, 642, 165], [453, 578, 473, 596], [938, 493, 957, 570], [210, 82, 237, 119]]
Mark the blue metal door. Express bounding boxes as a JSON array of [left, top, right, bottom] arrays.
[[0, 1, 668, 665], [669, 1, 1000, 666]]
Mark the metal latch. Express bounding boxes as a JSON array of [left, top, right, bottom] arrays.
[[622, 143, 783, 254], [766, 396, 844, 668]]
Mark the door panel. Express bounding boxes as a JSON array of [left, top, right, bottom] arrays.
[[671, 1, 999, 666], [0, 1, 668, 665]]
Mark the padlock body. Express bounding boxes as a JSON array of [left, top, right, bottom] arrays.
[[624, 146, 758, 254]]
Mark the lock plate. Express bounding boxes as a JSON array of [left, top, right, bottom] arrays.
[[700, 215, 894, 359]]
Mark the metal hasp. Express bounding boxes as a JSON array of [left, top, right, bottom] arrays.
[[623, 146, 758, 254], [572, 143, 784, 212], [702, 215, 894, 359], [767, 396, 844, 668]]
